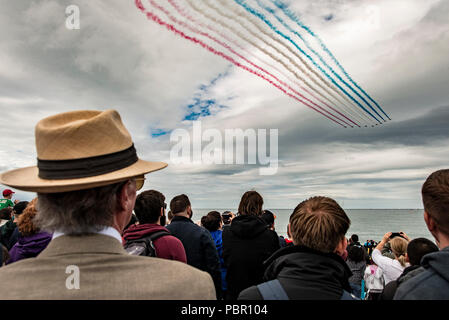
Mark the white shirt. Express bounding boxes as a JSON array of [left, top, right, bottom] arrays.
[[372, 248, 408, 285], [364, 264, 385, 291], [52, 226, 122, 244]]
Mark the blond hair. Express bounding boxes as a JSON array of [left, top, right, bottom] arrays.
[[289, 196, 350, 253], [390, 237, 408, 267]]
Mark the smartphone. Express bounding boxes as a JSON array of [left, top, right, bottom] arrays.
[[390, 232, 402, 239], [222, 213, 231, 225]]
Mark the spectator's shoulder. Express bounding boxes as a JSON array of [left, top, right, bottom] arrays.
[[111, 254, 216, 298], [394, 268, 443, 300], [238, 285, 263, 300]]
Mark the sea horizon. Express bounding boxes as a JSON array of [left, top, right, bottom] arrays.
[[193, 208, 432, 242]]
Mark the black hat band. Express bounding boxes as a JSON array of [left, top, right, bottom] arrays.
[[37, 144, 138, 180]]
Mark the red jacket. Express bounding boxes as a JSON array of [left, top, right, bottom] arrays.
[[123, 223, 187, 263]]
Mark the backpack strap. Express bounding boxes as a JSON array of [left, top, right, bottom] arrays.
[[140, 230, 171, 256], [148, 229, 171, 242], [256, 279, 289, 300], [124, 230, 171, 257]]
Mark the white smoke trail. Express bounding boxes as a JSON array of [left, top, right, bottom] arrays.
[[201, 0, 370, 125], [154, 0, 350, 125], [184, 0, 364, 125], [220, 0, 377, 125], [246, 0, 376, 125]]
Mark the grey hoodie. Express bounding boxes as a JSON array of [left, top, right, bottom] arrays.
[[394, 247, 449, 300]]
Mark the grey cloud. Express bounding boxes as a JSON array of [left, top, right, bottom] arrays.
[[1, 0, 448, 209], [278, 105, 449, 154]]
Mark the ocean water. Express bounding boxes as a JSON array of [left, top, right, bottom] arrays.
[[193, 209, 433, 243]]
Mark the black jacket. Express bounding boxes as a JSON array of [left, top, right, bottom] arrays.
[[166, 216, 222, 299], [222, 215, 280, 300], [0, 221, 17, 250], [381, 265, 423, 300], [238, 245, 353, 300]]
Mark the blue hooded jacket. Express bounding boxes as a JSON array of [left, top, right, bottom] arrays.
[[394, 246, 449, 299], [210, 230, 227, 292]]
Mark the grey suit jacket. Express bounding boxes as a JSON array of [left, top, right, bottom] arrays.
[[0, 233, 216, 300]]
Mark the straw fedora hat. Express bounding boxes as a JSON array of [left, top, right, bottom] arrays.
[[0, 109, 167, 193]]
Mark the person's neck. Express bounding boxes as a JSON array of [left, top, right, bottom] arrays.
[[437, 234, 449, 250], [174, 211, 190, 219]]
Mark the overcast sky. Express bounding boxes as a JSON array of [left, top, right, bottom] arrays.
[[1, 0, 448, 209]]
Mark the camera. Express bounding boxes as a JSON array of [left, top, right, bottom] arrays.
[[222, 211, 232, 225], [390, 232, 403, 239]]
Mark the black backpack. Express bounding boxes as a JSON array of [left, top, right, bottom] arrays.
[[124, 230, 171, 257]]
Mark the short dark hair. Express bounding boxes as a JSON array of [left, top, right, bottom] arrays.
[[134, 190, 165, 224], [201, 211, 222, 232], [13, 201, 29, 216], [351, 234, 359, 243], [347, 245, 366, 263], [290, 196, 350, 253], [238, 191, 263, 216], [0, 207, 12, 220], [261, 210, 275, 227], [170, 194, 191, 214], [422, 169, 449, 235], [407, 238, 439, 266]]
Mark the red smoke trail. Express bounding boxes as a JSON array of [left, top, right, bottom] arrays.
[[167, 0, 246, 53], [135, 0, 347, 128], [148, 0, 358, 127]]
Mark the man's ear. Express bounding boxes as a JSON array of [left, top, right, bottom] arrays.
[[424, 211, 441, 246], [335, 237, 347, 256], [118, 180, 136, 213], [424, 211, 436, 233]]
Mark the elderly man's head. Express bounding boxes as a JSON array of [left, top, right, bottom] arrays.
[[0, 110, 167, 235], [36, 178, 139, 234]]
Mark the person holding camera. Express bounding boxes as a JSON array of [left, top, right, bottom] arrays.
[[372, 232, 410, 285], [221, 211, 235, 229]]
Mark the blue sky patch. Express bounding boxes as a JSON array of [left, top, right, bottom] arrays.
[[324, 14, 334, 21], [183, 66, 233, 121], [150, 128, 171, 138]]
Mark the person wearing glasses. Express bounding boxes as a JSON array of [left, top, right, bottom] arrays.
[[0, 109, 216, 300]]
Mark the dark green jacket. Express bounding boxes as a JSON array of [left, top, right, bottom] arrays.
[[0, 220, 17, 249]]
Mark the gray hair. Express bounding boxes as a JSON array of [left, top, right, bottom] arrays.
[[35, 181, 127, 235]]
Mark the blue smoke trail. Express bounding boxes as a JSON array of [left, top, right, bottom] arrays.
[[270, 0, 391, 120], [234, 0, 384, 123], [254, 0, 373, 122]]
